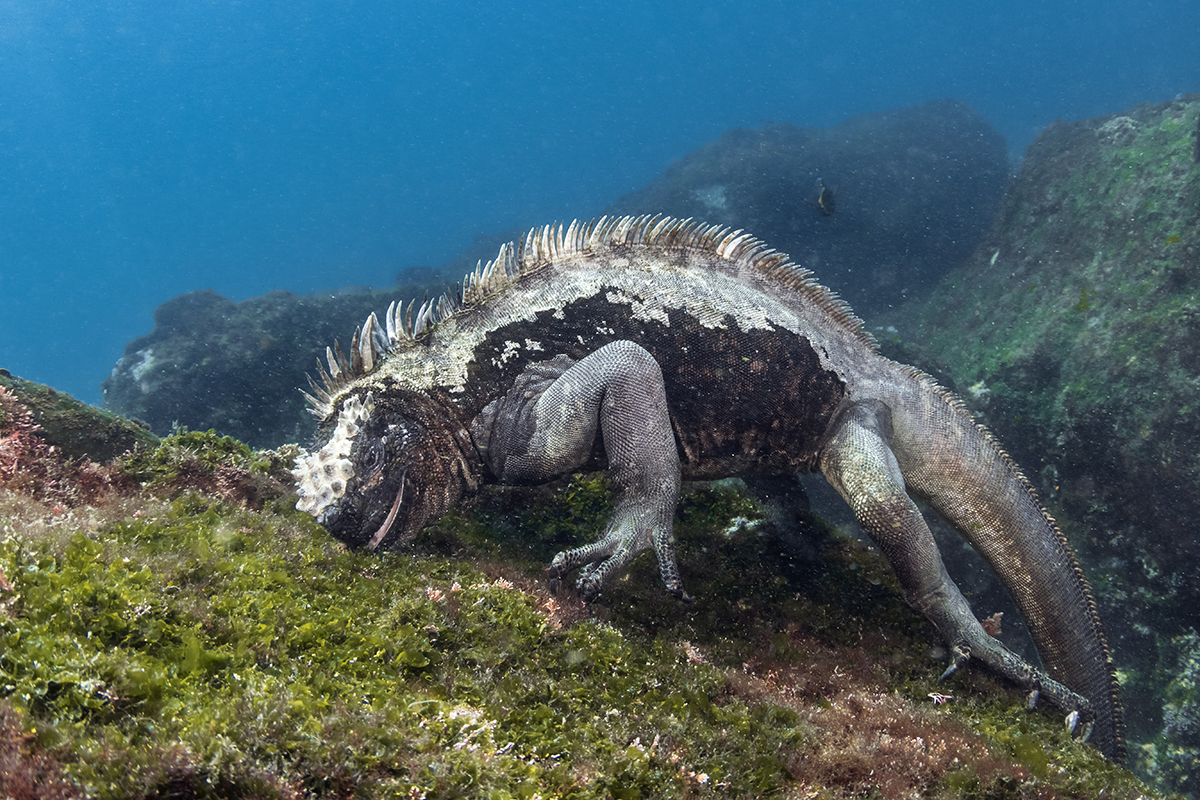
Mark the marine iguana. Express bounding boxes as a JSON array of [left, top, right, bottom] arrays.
[[291, 215, 1124, 761]]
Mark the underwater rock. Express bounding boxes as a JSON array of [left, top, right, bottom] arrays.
[[602, 98, 1009, 316], [882, 93, 1200, 797], [0, 423, 1161, 798], [102, 278, 448, 449], [0, 371, 158, 462]]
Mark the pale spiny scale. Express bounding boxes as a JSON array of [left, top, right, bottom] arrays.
[[368, 311, 389, 359], [335, 339, 353, 378], [359, 314, 376, 373], [375, 315, 390, 351], [315, 360, 334, 395], [564, 218, 582, 251], [300, 374, 330, 418], [412, 297, 433, 338], [385, 301, 398, 345], [402, 298, 416, 341], [423, 299, 438, 332], [325, 346, 341, 381], [349, 326, 363, 375], [502, 241, 518, 278], [585, 215, 607, 250], [655, 216, 684, 247], [612, 215, 635, 242], [304, 373, 331, 406]]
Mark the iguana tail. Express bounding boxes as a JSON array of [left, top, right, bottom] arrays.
[[887, 370, 1125, 762]]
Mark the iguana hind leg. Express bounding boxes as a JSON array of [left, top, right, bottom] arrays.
[[472, 340, 685, 601], [818, 401, 1091, 732]]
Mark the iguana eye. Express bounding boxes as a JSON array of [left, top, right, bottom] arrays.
[[363, 440, 387, 477]]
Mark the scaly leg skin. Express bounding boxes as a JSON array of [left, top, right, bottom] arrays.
[[474, 340, 686, 601], [818, 401, 1092, 738]]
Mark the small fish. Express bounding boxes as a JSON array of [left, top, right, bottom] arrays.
[[814, 178, 837, 216]]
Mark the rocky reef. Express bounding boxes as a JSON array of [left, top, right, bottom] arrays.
[[602, 98, 1008, 317], [101, 282, 449, 450], [101, 100, 1008, 448], [882, 94, 1200, 797], [0, 382, 1158, 798], [1, 372, 157, 463]]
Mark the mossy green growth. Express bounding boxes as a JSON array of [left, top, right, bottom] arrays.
[[0, 454, 1166, 798], [0, 489, 815, 798], [950, 690, 1157, 799], [430, 472, 617, 569], [117, 429, 277, 487], [0, 372, 160, 462]]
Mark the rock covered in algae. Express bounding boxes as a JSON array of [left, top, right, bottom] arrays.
[[880, 93, 1200, 798], [1, 371, 158, 463], [101, 277, 448, 450]]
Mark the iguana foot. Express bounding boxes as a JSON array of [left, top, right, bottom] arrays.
[[547, 527, 640, 602], [548, 508, 691, 603], [936, 636, 1096, 743]]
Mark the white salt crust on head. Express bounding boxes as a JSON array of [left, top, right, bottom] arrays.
[[292, 393, 374, 516]]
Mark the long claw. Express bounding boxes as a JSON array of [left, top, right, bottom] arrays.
[[664, 579, 695, 604], [939, 645, 970, 680], [1064, 709, 1079, 733], [1078, 718, 1093, 743], [1026, 688, 1040, 710], [547, 559, 565, 596], [578, 576, 602, 603]]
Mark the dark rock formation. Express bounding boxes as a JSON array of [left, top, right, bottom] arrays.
[[880, 95, 1200, 797], [101, 282, 449, 449], [603, 98, 1009, 315], [1, 370, 158, 462]]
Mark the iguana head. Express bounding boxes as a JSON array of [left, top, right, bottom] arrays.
[[290, 301, 475, 549], [292, 387, 470, 549]]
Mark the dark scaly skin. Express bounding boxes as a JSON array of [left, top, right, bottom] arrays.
[[293, 217, 1124, 762]]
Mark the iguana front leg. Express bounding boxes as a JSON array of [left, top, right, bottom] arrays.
[[472, 340, 685, 601], [819, 401, 1092, 734]]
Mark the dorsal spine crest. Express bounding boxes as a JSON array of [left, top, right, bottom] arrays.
[[304, 215, 874, 418]]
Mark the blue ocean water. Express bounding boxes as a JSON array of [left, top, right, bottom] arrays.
[[1, 0, 1197, 405]]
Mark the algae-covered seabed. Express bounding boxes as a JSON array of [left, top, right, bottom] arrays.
[[0, 379, 1160, 798]]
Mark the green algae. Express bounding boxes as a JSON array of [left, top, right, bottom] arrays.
[[0, 489, 815, 798], [1073, 286, 1091, 313], [118, 429, 276, 485], [0, 419, 1168, 797]]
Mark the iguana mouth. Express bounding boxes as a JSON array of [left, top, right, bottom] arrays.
[[366, 470, 406, 550]]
